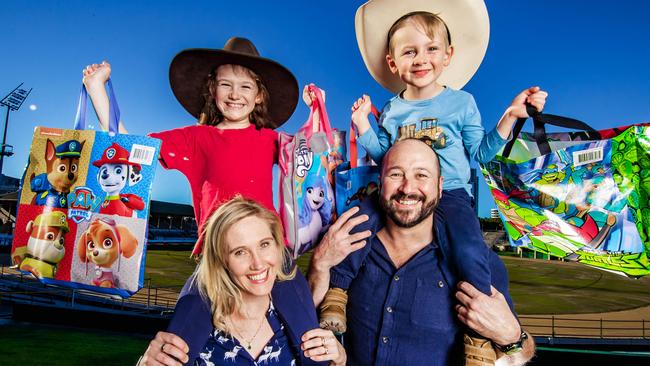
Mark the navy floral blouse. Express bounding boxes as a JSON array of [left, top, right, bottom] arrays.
[[195, 302, 297, 365]]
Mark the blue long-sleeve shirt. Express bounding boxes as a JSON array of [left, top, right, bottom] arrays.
[[358, 87, 508, 196]]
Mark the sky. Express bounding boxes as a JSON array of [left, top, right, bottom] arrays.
[[1, 0, 649, 218]]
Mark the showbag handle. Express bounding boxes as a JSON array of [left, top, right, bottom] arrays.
[[350, 104, 381, 168], [502, 104, 599, 158], [74, 79, 120, 134]]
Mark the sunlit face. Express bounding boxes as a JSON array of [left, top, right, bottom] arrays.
[[306, 186, 325, 210], [226, 216, 280, 301], [386, 22, 453, 92], [214, 65, 262, 125], [380, 140, 443, 228]]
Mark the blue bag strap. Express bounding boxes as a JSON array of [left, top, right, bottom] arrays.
[[74, 79, 120, 134]]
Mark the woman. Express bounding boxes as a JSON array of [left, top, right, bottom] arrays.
[[138, 196, 345, 365]]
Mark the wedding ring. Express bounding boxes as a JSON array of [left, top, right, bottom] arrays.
[[320, 337, 325, 346], [160, 343, 165, 352], [324, 346, 329, 355]]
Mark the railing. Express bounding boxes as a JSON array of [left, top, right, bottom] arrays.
[[0, 265, 180, 313], [520, 315, 650, 339]]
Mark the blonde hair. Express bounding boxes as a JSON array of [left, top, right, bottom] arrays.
[[198, 64, 273, 129], [193, 196, 295, 331], [387, 11, 452, 55]]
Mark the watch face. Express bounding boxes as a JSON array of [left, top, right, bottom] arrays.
[[498, 331, 528, 355]]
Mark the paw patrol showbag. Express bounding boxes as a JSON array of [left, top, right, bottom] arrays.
[[481, 107, 650, 277], [279, 85, 340, 258], [11, 80, 161, 297]]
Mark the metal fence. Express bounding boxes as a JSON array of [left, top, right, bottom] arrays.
[[520, 315, 650, 339]]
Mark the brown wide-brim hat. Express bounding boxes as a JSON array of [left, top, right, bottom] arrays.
[[355, 0, 490, 93], [169, 37, 299, 129]]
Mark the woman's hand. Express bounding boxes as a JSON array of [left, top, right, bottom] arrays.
[[138, 331, 189, 366], [301, 328, 346, 365]]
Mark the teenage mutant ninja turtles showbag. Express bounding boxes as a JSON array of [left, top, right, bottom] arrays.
[[11, 81, 161, 297], [279, 85, 343, 258], [481, 107, 650, 277]]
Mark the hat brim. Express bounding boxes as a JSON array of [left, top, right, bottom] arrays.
[[169, 49, 299, 129], [92, 159, 141, 170], [355, 0, 489, 93]]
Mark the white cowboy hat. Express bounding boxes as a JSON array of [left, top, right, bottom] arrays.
[[355, 0, 490, 92]]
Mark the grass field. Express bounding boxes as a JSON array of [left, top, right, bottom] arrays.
[[0, 321, 149, 365]]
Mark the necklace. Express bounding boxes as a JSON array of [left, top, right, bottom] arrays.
[[229, 312, 266, 351]]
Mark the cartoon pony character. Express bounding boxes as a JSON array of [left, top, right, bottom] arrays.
[[297, 175, 332, 253], [77, 217, 138, 288], [93, 143, 144, 217], [30, 139, 84, 208], [16, 211, 69, 279]]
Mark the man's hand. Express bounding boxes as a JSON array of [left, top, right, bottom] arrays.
[[311, 206, 371, 273], [455, 282, 521, 346], [138, 331, 189, 366], [308, 206, 371, 306]]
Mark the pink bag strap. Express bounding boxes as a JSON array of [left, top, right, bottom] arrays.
[[350, 104, 381, 168], [303, 84, 334, 144]]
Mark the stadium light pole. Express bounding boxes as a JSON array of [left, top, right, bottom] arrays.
[[0, 83, 32, 176]]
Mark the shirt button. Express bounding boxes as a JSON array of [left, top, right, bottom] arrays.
[[386, 306, 393, 313], [394, 275, 400, 281], [438, 280, 445, 288], [382, 336, 389, 344]]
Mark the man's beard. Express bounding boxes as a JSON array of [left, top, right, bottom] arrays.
[[380, 192, 438, 228]]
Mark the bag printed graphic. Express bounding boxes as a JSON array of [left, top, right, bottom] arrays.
[[279, 85, 337, 258], [481, 108, 650, 277]]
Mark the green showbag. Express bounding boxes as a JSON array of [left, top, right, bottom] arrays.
[[481, 108, 650, 277]]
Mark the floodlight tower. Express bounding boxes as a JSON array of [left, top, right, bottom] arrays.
[[0, 83, 32, 175]]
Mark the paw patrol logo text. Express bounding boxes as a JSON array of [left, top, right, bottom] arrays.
[[295, 140, 313, 178], [67, 187, 103, 223]]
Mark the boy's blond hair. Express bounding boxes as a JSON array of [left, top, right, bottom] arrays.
[[193, 196, 295, 332], [199, 64, 272, 129], [387, 11, 452, 55]]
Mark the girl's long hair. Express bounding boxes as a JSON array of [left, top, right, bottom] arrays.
[[198, 64, 273, 129], [193, 196, 295, 331]]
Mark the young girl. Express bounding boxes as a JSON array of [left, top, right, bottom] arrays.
[[83, 37, 300, 256]]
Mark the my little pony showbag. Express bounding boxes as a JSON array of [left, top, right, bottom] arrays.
[[278, 85, 337, 258]]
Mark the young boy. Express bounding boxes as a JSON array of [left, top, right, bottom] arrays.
[[320, 2, 546, 365]]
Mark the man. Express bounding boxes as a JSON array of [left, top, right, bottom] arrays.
[[309, 138, 534, 365], [140, 139, 533, 365]]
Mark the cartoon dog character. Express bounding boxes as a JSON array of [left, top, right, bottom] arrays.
[[76, 218, 138, 288], [93, 143, 144, 217], [30, 139, 84, 208], [297, 175, 332, 253], [15, 211, 69, 279]]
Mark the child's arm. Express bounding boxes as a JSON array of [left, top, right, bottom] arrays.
[[82, 61, 129, 134], [465, 87, 547, 163], [352, 95, 388, 163]]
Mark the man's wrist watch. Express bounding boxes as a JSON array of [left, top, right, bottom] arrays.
[[495, 331, 528, 355]]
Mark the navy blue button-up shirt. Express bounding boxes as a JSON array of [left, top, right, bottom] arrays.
[[345, 233, 512, 365]]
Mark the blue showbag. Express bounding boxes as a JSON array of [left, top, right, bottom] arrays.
[[335, 109, 381, 216]]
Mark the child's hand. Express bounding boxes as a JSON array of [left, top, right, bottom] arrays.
[[351, 95, 373, 129], [302, 84, 326, 107], [508, 86, 548, 119], [82, 61, 111, 89]]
